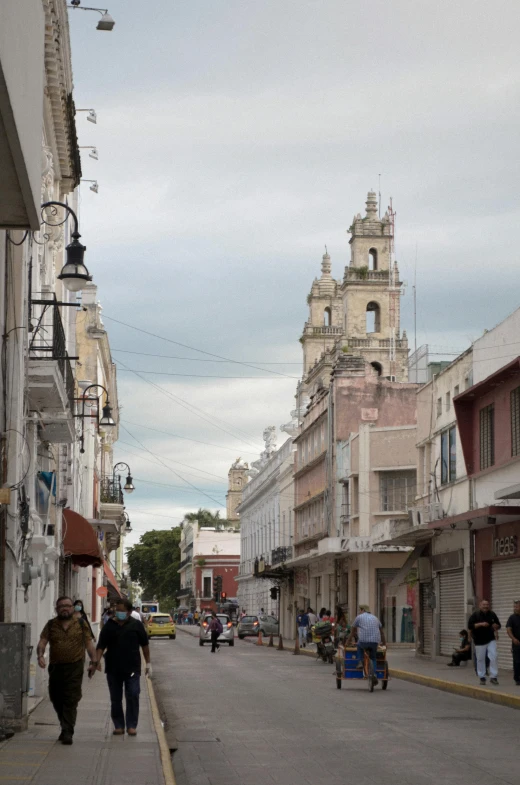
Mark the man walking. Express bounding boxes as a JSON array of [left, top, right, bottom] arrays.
[[468, 599, 501, 685], [307, 607, 318, 627], [347, 605, 386, 686], [37, 596, 98, 745], [506, 600, 520, 686], [95, 598, 150, 735], [208, 611, 223, 653], [296, 609, 309, 648]]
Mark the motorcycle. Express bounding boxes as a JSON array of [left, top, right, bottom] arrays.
[[312, 621, 335, 664]]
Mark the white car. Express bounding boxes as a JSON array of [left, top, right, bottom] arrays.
[[199, 614, 235, 646]]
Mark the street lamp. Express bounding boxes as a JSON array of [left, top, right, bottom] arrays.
[[79, 146, 99, 161], [41, 201, 92, 292], [77, 109, 97, 124], [68, 2, 116, 31], [81, 179, 99, 194], [123, 512, 132, 533], [75, 383, 116, 453], [113, 462, 135, 494]]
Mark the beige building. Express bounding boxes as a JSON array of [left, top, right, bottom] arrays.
[[226, 458, 249, 520]]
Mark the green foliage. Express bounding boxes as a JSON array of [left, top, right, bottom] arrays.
[[341, 345, 349, 353], [127, 528, 181, 609], [358, 265, 369, 280], [184, 508, 222, 527]]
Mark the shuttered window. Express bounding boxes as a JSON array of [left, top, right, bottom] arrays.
[[511, 386, 520, 457], [479, 404, 495, 470]]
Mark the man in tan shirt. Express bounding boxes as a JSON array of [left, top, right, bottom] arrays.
[[37, 596, 98, 745]]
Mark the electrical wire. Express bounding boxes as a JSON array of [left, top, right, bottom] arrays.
[[112, 348, 301, 365], [116, 367, 295, 379], [121, 419, 259, 457], [116, 439, 227, 481]]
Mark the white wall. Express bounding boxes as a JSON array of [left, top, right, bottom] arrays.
[[473, 307, 520, 384]]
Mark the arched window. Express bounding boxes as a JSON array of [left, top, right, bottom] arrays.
[[366, 301, 381, 333], [371, 362, 383, 377], [368, 248, 378, 271], [323, 307, 331, 326]]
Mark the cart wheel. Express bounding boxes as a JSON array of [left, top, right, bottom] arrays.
[[382, 663, 389, 690], [336, 678, 342, 689]]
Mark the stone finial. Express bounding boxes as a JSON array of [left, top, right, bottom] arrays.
[[321, 248, 332, 278], [366, 190, 378, 215]]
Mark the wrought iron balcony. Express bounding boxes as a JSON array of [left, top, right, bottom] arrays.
[[175, 586, 193, 599], [179, 555, 193, 570], [271, 545, 293, 565], [100, 477, 123, 505]]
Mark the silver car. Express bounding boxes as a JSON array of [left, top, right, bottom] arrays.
[[237, 614, 279, 639], [199, 614, 235, 646]]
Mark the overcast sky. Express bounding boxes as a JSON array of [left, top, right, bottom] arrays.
[[68, 0, 520, 547]]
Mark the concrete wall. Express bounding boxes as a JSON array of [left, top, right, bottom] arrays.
[[473, 307, 520, 384]]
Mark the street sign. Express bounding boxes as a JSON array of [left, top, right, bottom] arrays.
[[96, 586, 108, 597]]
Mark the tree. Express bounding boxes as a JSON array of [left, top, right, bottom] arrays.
[[184, 508, 222, 528], [127, 528, 181, 609]]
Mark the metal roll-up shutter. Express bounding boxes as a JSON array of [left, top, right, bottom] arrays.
[[420, 583, 433, 655], [439, 570, 465, 656], [491, 560, 520, 672]]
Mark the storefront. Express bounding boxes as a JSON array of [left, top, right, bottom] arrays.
[[475, 520, 520, 671]]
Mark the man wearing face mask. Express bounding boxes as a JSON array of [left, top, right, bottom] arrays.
[[37, 596, 98, 745], [94, 598, 150, 736]]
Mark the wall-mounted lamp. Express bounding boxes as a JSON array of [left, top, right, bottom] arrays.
[[41, 201, 92, 292], [77, 109, 97, 124], [81, 179, 99, 194], [113, 462, 135, 494], [122, 512, 132, 534], [75, 383, 116, 453], [68, 2, 115, 31], [79, 146, 99, 161]]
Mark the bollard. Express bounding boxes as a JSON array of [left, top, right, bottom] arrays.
[[257, 630, 263, 646], [277, 635, 284, 651], [268, 634, 274, 647], [293, 635, 300, 655]]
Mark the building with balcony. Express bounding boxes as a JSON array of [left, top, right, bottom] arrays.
[[236, 434, 294, 627]]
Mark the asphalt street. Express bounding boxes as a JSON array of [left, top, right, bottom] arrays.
[[151, 631, 518, 785]]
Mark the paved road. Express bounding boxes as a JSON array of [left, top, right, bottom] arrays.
[[151, 631, 518, 785]]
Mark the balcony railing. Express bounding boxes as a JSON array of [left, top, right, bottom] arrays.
[[271, 545, 293, 565], [179, 555, 192, 570], [100, 477, 123, 505], [305, 326, 343, 337], [29, 294, 75, 411], [175, 586, 193, 598]]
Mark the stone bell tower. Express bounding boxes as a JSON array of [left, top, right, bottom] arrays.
[[226, 458, 249, 521], [300, 250, 344, 375], [341, 191, 408, 381]]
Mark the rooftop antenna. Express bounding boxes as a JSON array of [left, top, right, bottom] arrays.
[[324, 244, 328, 254], [413, 242, 418, 354], [378, 173, 381, 218]]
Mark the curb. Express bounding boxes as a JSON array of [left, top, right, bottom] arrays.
[[390, 668, 520, 711], [145, 673, 177, 785]]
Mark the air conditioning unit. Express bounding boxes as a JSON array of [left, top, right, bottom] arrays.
[[425, 502, 443, 522], [408, 507, 424, 526]]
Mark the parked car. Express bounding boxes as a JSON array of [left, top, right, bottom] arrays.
[[199, 614, 234, 646], [237, 614, 279, 639], [146, 613, 176, 639]]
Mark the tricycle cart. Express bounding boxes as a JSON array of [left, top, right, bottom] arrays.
[[335, 644, 389, 692]]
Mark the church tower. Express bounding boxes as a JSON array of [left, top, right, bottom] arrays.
[[300, 251, 343, 375], [341, 191, 409, 381], [226, 458, 248, 521]]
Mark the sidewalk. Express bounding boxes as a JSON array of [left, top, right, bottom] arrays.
[[178, 626, 520, 710], [0, 668, 173, 785]]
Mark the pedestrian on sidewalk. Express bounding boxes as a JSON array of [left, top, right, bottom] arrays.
[[95, 598, 151, 736], [468, 599, 501, 686], [208, 611, 223, 652], [37, 596, 98, 745], [506, 600, 520, 686], [347, 605, 386, 686], [447, 629, 472, 666], [296, 609, 309, 648], [307, 607, 318, 626]]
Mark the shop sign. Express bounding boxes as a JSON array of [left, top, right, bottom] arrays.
[[493, 535, 517, 557], [341, 537, 372, 552], [432, 549, 463, 572]]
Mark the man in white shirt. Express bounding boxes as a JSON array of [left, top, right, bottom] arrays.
[[307, 607, 318, 626], [347, 605, 386, 685], [131, 607, 143, 622]]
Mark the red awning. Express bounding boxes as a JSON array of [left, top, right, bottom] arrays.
[[103, 559, 122, 597], [62, 509, 103, 568]]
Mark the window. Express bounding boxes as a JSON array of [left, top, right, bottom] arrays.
[[368, 248, 378, 270], [441, 426, 456, 484], [454, 385, 460, 398], [203, 576, 212, 597], [437, 397, 442, 417], [371, 361, 383, 377], [511, 387, 520, 457], [323, 307, 331, 326], [445, 392, 450, 411], [480, 404, 495, 470], [366, 301, 381, 333], [380, 471, 416, 512]]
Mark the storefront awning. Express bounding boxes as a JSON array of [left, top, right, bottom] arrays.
[[103, 559, 122, 597], [386, 542, 430, 595], [62, 509, 103, 568], [427, 505, 520, 532]]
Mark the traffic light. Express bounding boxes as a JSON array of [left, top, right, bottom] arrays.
[[213, 575, 222, 592], [221, 592, 227, 600]]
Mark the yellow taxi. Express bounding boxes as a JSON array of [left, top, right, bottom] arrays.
[[146, 613, 176, 639]]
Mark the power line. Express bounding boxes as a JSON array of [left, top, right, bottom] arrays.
[[121, 419, 258, 457], [104, 314, 296, 379], [116, 366, 295, 379], [117, 439, 227, 481], [115, 442, 227, 484], [113, 348, 301, 365]]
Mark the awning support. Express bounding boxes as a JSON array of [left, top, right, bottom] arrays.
[[386, 542, 429, 595]]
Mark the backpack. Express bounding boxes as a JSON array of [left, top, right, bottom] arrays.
[[214, 619, 223, 635]]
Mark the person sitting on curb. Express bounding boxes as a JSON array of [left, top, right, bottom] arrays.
[[447, 629, 472, 666]]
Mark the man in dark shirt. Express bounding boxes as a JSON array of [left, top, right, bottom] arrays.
[[94, 598, 150, 735], [468, 599, 501, 686], [506, 600, 520, 686]]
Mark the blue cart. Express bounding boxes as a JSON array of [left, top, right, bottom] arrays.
[[335, 645, 389, 692]]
